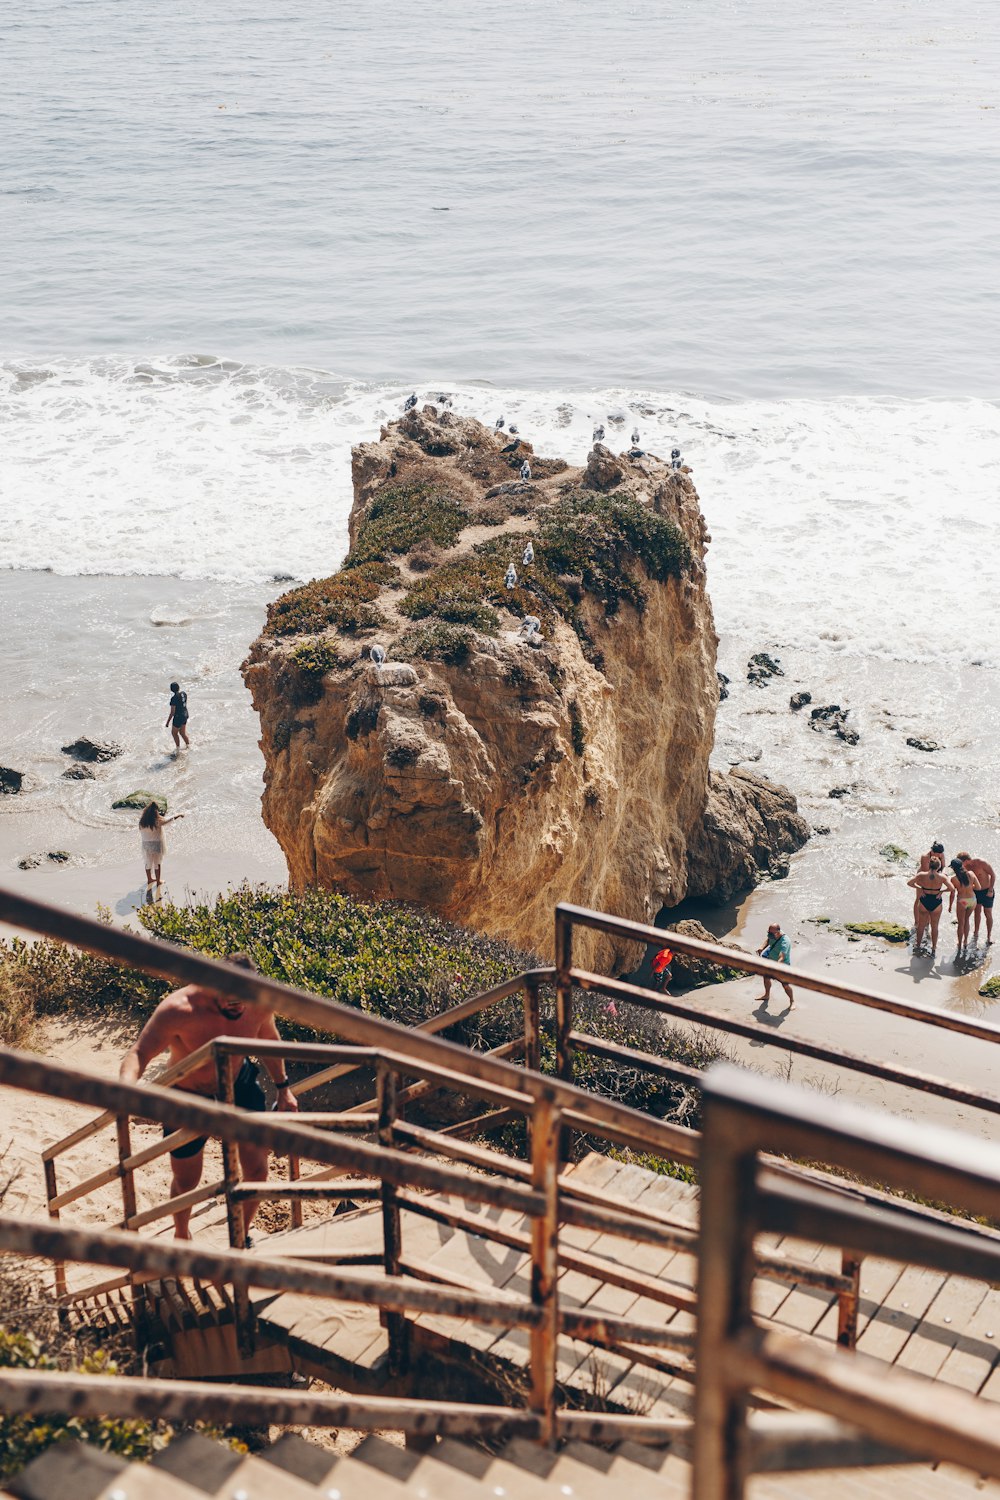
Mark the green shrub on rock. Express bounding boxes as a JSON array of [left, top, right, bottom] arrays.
[[264, 562, 400, 638], [396, 622, 476, 666], [979, 976, 1000, 999], [348, 482, 469, 565]]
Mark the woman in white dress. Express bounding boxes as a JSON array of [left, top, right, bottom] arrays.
[[139, 802, 184, 887]]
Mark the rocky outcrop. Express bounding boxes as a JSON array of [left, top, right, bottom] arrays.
[[0, 768, 24, 795], [244, 407, 808, 967], [61, 738, 121, 763]]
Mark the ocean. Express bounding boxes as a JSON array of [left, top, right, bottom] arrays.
[[2, 0, 999, 999]]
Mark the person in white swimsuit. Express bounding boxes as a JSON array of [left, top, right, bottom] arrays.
[[139, 801, 185, 887]]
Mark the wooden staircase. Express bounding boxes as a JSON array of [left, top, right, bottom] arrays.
[[7, 1427, 1000, 1500]]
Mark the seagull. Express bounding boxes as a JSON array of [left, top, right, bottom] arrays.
[[509, 424, 519, 435], [505, 564, 518, 590], [403, 393, 417, 411], [520, 460, 531, 481], [519, 614, 541, 635], [522, 540, 535, 566], [593, 424, 605, 443], [370, 644, 386, 664], [671, 447, 682, 471], [495, 416, 505, 431], [631, 428, 640, 445]]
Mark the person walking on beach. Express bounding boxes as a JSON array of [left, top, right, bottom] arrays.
[[913, 842, 946, 928], [948, 858, 981, 953], [907, 857, 949, 956], [957, 852, 995, 945], [650, 947, 673, 992], [757, 923, 794, 1009], [119, 954, 298, 1240], [139, 801, 184, 888], [166, 681, 190, 749]]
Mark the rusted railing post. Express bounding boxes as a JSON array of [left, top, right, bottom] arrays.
[[115, 1112, 138, 1281], [378, 1061, 409, 1375], [554, 910, 574, 1164], [522, 972, 542, 1074], [42, 1158, 67, 1310], [214, 1048, 253, 1356], [529, 1094, 561, 1445], [837, 1253, 861, 1349], [693, 1094, 759, 1500], [288, 1153, 303, 1230]]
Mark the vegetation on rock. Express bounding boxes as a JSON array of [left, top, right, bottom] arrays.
[[979, 976, 1000, 998], [396, 621, 476, 666], [264, 561, 400, 638], [348, 481, 469, 566], [844, 921, 910, 943]]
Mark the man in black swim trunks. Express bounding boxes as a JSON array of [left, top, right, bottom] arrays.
[[166, 680, 190, 750], [958, 853, 996, 945], [119, 954, 297, 1239]]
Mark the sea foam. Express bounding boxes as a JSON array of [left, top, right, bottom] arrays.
[[2, 356, 996, 666]]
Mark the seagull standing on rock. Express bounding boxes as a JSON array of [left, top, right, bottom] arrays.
[[505, 564, 518, 589], [370, 644, 387, 664], [671, 448, 682, 471], [631, 428, 641, 445], [593, 424, 605, 443], [522, 540, 534, 566], [509, 424, 519, 435], [495, 416, 505, 431], [520, 460, 531, 481], [519, 615, 542, 643], [404, 394, 417, 411]]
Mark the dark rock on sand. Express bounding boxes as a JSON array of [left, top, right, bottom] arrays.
[[17, 855, 41, 870], [62, 764, 96, 780], [666, 918, 749, 988], [47, 850, 70, 863], [0, 767, 24, 795], [717, 672, 730, 702], [747, 652, 783, 685], [809, 704, 859, 746], [906, 736, 942, 753], [62, 737, 122, 763], [789, 691, 812, 711], [828, 787, 850, 799], [768, 854, 791, 879], [113, 791, 168, 813], [813, 825, 832, 835]]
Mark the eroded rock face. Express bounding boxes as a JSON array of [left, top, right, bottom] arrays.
[[244, 407, 808, 966]]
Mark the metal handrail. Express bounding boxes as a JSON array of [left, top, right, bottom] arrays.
[[693, 1064, 1000, 1497]]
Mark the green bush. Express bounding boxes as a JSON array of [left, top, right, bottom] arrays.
[[264, 562, 400, 638], [291, 639, 346, 680], [396, 622, 476, 666], [348, 482, 469, 565], [538, 489, 691, 616], [0, 1332, 161, 1478], [0, 936, 166, 1030]]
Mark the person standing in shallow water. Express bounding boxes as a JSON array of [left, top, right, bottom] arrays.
[[907, 857, 949, 956], [166, 681, 190, 749], [957, 852, 995, 946], [948, 858, 981, 953], [139, 801, 184, 888], [757, 923, 794, 1009]]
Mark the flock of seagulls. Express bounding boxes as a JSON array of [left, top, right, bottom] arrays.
[[392, 395, 685, 655]]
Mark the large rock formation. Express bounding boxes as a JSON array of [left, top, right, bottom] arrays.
[[243, 407, 808, 967]]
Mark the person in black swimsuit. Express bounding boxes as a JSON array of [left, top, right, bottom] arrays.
[[907, 857, 948, 956], [167, 680, 190, 750]]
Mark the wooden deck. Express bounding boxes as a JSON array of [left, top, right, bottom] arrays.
[[244, 1150, 1000, 1421]]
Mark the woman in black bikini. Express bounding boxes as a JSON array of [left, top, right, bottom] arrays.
[[907, 857, 949, 956]]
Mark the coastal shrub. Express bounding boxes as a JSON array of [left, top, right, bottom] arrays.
[[538, 490, 691, 616], [0, 1333, 161, 1478], [844, 921, 910, 943], [397, 622, 476, 666], [0, 936, 166, 1029], [291, 639, 345, 680], [264, 562, 400, 638], [399, 558, 502, 634], [137, 885, 532, 1048], [348, 482, 469, 565], [0, 971, 36, 1049]]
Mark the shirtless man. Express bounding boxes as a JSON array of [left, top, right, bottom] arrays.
[[958, 853, 996, 945], [119, 954, 298, 1240]]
